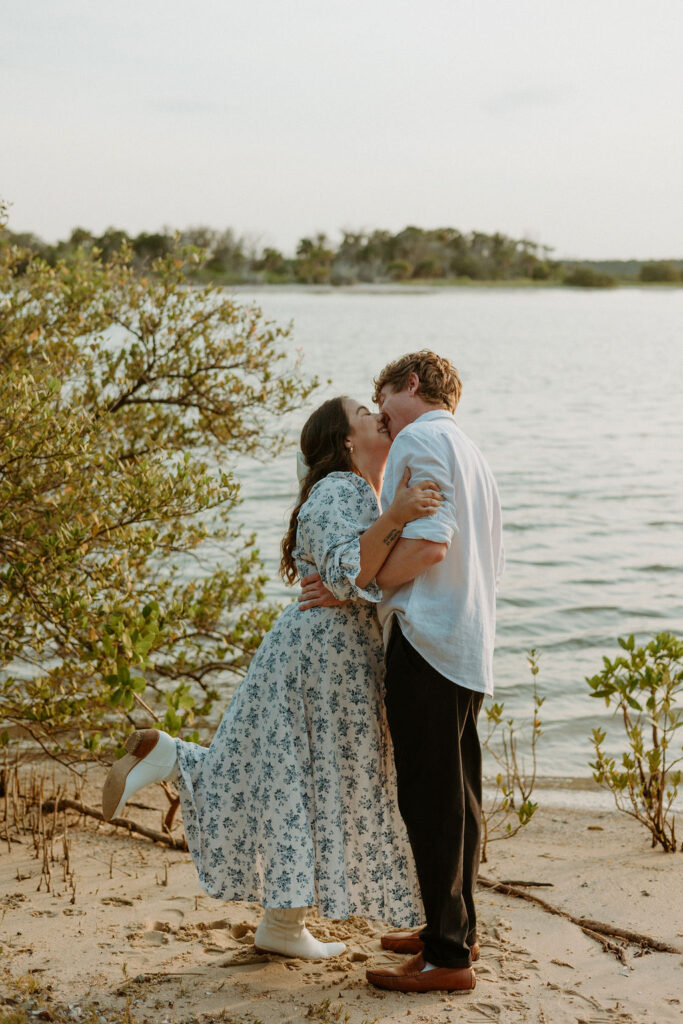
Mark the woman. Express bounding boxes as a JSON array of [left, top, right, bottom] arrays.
[[102, 396, 442, 958]]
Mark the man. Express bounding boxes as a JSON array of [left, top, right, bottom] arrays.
[[300, 350, 503, 994]]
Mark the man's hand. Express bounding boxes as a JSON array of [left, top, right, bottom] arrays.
[[298, 572, 345, 610]]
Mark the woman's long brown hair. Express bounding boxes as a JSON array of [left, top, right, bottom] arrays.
[[280, 397, 354, 584]]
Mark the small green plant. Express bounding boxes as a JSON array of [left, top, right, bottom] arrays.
[[7, 976, 43, 996], [305, 1000, 350, 1024], [481, 650, 543, 862], [587, 632, 683, 852], [0, 1012, 30, 1024]]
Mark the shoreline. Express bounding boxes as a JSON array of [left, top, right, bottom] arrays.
[[225, 279, 683, 293]]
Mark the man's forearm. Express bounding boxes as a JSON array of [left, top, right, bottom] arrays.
[[375, 538, 447, 588]]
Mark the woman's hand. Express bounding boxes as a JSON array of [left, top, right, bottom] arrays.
[[389, 468, 443, 526]]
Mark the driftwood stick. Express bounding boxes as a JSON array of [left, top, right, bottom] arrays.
[[41, 798, 188, 852], [497, 879, 554, 888], [579, 925, 627, 963], [576, 917, 679, 953], [478, 875, 682, 955]]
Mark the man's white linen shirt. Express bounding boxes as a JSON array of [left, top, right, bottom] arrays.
[[379, 410, 504, 696]]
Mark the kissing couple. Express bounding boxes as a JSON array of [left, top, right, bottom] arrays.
[[102, 349, 504, 995]]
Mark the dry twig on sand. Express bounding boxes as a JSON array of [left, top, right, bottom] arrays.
[[41, 797, 189, 851], [478, 874, 682, 958]]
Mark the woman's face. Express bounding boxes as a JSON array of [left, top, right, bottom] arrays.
[[343, 398, 391, 461]]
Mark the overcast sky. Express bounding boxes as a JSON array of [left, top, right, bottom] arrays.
[[2, 0, 682, 258]]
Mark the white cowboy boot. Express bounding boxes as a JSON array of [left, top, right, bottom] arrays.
[[254, 907, 346, 959], [102, 729, 178, 822]]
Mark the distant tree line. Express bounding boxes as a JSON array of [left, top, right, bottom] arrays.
[[562, 258, 683, 285], [3, 222, 681, 288]]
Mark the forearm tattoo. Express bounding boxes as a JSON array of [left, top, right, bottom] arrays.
[[383, 528, 401, 546]]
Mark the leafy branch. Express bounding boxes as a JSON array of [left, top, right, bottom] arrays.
[[588, 632, 683, 852]]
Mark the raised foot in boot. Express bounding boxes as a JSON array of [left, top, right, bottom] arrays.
[[102, 729, 177, 822]]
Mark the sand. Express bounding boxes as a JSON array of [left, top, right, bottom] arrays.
[[1, 766, 682, 1024]]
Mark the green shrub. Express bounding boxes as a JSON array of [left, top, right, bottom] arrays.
[[387, 259, 413, 281], [639, 262, 681, 283], [0, 200, 316, 763], [587, 632, 683, 852], [412, 257, 443, 279], [563, 266, 617, 288]]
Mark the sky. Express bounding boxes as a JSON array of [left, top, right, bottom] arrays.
[[2, 0, 682, 259]]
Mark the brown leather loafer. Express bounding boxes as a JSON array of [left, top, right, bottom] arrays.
[[380, 927, 480, 962], [366, 952, 476, 992]]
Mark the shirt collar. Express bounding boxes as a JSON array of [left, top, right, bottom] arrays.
[[413, 409, 454, 424]]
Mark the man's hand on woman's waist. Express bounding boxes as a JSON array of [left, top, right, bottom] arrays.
[[298, 573, 346, 610]]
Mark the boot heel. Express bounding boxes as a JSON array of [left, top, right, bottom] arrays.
[[102, 749, 139, 821], [102, 730, 175, 822], [124, 732, 143, 755], [124, 730, 160, 759]]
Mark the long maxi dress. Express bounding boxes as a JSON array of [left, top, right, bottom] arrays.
[[175, 472, 423, 926]]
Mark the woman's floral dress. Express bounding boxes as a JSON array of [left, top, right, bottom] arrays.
[[175, 472, 423, 926]]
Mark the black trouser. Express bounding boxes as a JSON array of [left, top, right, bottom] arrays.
[[384, 618, 484, 969]]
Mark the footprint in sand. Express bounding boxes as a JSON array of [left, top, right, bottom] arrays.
[[465, 1000, 505, 1020], [230, 922, 256, 943], [1, 894, 27, 908], [148, 919, 178, 933], [158, 902, 186, 921], [219, 949, 270, 966], [141, 930, 169, 946], [129, 919, 179, 945], [473, 959, 498, 978], [204, 920, 256, 952]]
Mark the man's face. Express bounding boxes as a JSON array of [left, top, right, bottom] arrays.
[[376, 379, 419, 440]]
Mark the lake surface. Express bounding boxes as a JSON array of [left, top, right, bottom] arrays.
[[223, 285, 683, 779]]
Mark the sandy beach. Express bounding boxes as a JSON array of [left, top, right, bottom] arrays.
[[2, 766, 682, 1024]]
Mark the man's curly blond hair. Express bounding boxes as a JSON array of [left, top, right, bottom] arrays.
[[373, 350, 462, 413]]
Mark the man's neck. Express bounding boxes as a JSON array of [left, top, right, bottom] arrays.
[[405, 399, 449, 425]]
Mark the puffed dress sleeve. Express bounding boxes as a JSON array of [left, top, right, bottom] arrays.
[[296, 475, 382, 603]]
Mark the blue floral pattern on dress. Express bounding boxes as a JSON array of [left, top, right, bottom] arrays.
[[175, 472, 423, 925]]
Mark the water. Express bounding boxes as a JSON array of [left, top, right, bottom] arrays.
[[221, 284, 683, 779]]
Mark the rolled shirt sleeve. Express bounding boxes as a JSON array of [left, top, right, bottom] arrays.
[[296, 476, 382, 602], [383, 432, 458, 546]]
